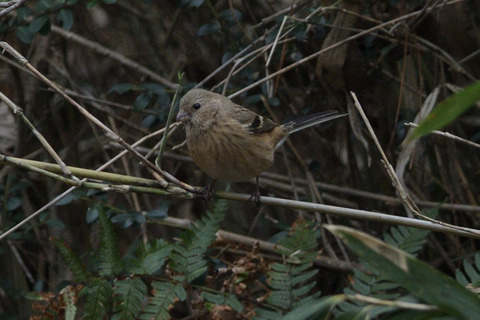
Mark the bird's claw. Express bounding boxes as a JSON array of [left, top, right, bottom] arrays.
[[248, 191, 261, 208], [202, 181, 216, 203]]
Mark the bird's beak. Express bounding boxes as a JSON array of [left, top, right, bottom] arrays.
[[176, 110, 189, 122]]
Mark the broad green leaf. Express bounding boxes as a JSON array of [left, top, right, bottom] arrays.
[[410, 82, 480, 139], [46, 218, 65, 230], [29, 15, 49, 33], [139, 82, 165, 95], [282, 295, 344, 320], [325, 225, 480, 319], [146, 202, 169, 219], [197, 23, 220, 36], [58, 9, 74, 30], [55, 192, 78, 206], [109, 82, 134, 94], [15, 26, 35, 44], [86, 204, 100, 223], [134, 92, 153, 111]]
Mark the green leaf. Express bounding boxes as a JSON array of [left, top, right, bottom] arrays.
[[86, 204, 100, 223], [29, 15, 49, 33], [325, 225, 480, 319], [111, 213, 135, 228], [134, 92, 153, 111], [140, 281, 186, 320], [109, 83, 135, 94], [410, 82, 480, 139], [86, 0, 98, 10], [46, 218, 65, 230], [139, 82, 165, 95], [201, 291, 243, 312], [98, 209, 124, 277], [129, 240, 172, 275], [219, 9, 242, 22], [6, 197, 22, 210], [55, 192, 78, 206], [82, 279, 112, 319], [15, 26, 35, 44], [58, 9, 74, 30], [282, 295, 345, 320], [112, 277, 147, 320], [197, 23, 220, 36], [179, 0, 204, 8], [16, 6, 33, 22], [52, 238, 91, 282], [61, 285, 78, 320], [146, 202, 169, 219]]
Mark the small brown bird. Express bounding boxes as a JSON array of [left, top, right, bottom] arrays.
[[176, 88, 346, 205]]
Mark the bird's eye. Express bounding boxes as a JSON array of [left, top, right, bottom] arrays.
[[193, 103, 201, 110]]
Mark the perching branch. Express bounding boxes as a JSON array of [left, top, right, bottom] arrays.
[[1, 156, 480, 241]]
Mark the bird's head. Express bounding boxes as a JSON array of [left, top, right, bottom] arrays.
[[177, 89, 221, 131]]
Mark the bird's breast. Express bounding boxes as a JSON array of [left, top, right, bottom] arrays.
[[186, 123, 275, 182]]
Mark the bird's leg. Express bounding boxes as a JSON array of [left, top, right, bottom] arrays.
[[248, 176, 261, 207], [202, 180, 216, 203]]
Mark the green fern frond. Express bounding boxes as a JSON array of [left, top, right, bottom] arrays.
[[252, 308, 283, 320], [383, 225, 429, 256], [256, 220, 320, 315], [384, 208, 438, 256], [128, 239, 172, 275], [140, 281, 186, 320], [81, 278, 112, 320], [112, 276, 147, 320], [277, 220, 320, 261], [336, 209, 438, 316], [98, 207, 124, 277], [170, 199, 228, 282], [266, 261, 320, 310], [52, 237, 91, 282], [60, 285, 78, 320], [201, 291, 243, 312], [456, 252, 480, 286]]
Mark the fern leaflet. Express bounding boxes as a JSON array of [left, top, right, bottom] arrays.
[[82, 278, 112, 320], [112, 276, 147, 320], [129, 239, 172, 275], [140, 281, 186, 320], [170, 199, 228, 282], [52, 237, 91, 282], [254, 220, 321, 318], [98, 207, 124, 277], [336, 208, 438, 316]]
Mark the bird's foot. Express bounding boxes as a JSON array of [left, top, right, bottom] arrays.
[[248, 176, 262, 207], [202, 180, 216, 203], [248, 191, 261, 208]]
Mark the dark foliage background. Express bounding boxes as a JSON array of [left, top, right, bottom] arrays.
[[0, 0, 479, 318]]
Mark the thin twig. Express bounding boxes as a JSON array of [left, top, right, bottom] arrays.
[[266, 15, 288, 67], [216, 191, 480, 239], [0, 0, 27, 17], [0, 41, 199, 194], [350, 91, 480, 237], [405, 122, 480, 150], [0, 125, 185, 241], [50, 26, 177, 89], [228, 0, 466, 99], [346, 294, 437, 311], [156, 74, 182, 167], [0, 91, 76, 179]]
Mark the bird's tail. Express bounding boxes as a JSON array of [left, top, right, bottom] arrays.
[[275, 110, 347, 149], [284, 110, 347, 134]]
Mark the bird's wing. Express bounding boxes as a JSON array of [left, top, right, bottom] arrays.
[[228, 104, 277, 134]]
